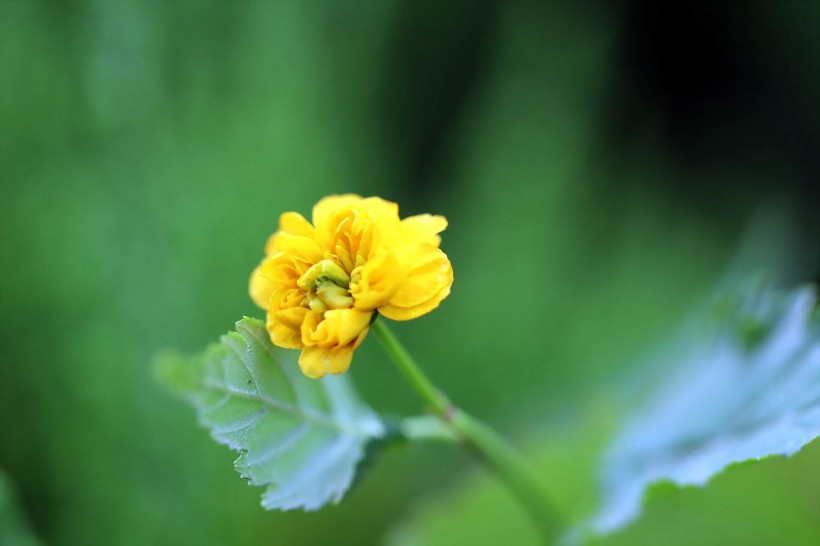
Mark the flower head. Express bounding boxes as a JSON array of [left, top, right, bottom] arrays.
[[250, 195, 453, 378]]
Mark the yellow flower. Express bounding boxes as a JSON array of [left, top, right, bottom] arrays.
[[250, 195, 453, 378]]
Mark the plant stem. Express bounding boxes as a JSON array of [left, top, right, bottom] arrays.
[[371, 320, 564, 543], [400, 415, 458, 442]]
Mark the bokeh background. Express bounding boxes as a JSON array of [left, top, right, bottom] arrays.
[[1, 1, 818, 545]]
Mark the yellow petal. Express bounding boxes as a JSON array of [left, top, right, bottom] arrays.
[[298, 345, 355, 378], [379, 281, 451, 321], [313, 195, 399, 227], [311, 194, 363, 226], [301, 308, 372, 348], [313, 195, 403, 259], [260, 252, 313, 289], [266, 232, 323, 263], [350, 250, 402, 310], [266, 306, 307, 349], [379, 245, 453, 321], [299, 310, 322, 344], [400, 214, 448, 247], [249, 260, 277, 309], [299, 313, 369, 379], [264, 212, 316, 256], [357, 197, 401, 252], [357, 197, 400, 224], [269, 287, 305, 310], [249, 255, 305, 310], [280, 211, 314, 238]]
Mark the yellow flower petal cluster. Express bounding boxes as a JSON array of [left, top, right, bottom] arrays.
[[250, 195, 453, 378]]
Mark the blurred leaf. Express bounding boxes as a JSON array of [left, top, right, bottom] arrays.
[[587, 438, 820, 546], [0, 469, 42, 546], [593, 282, 820, 532], [156, 317, 384, 511]]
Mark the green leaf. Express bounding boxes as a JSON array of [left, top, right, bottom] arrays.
[[593, 282, 820, 532], [587, 437, 820, 546], [155, 317, 384, 511]]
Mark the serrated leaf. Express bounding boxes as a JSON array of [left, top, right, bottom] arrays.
[[593, 282, 820, 533], [587, 438, 820, 546], [156, 317, 384, 511]]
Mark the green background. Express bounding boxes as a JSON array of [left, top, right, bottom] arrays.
[[1, 2, 817, 545]]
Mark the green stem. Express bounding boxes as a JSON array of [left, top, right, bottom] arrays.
[[371, 320, 564, 543], [400, 415, 458, 443]]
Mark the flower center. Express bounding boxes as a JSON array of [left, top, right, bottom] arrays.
[[297, 259, 353, 313]]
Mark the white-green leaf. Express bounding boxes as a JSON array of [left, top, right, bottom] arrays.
[[593, 282, 820, 533], [156, 317, 384, 511]]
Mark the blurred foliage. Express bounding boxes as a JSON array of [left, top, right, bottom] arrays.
[[590, 438, 820, 546], [384, 282, 820, 545], [1, 1, 817, 545], [595, 282, 820, 532], [0, 469, 42, 546]]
